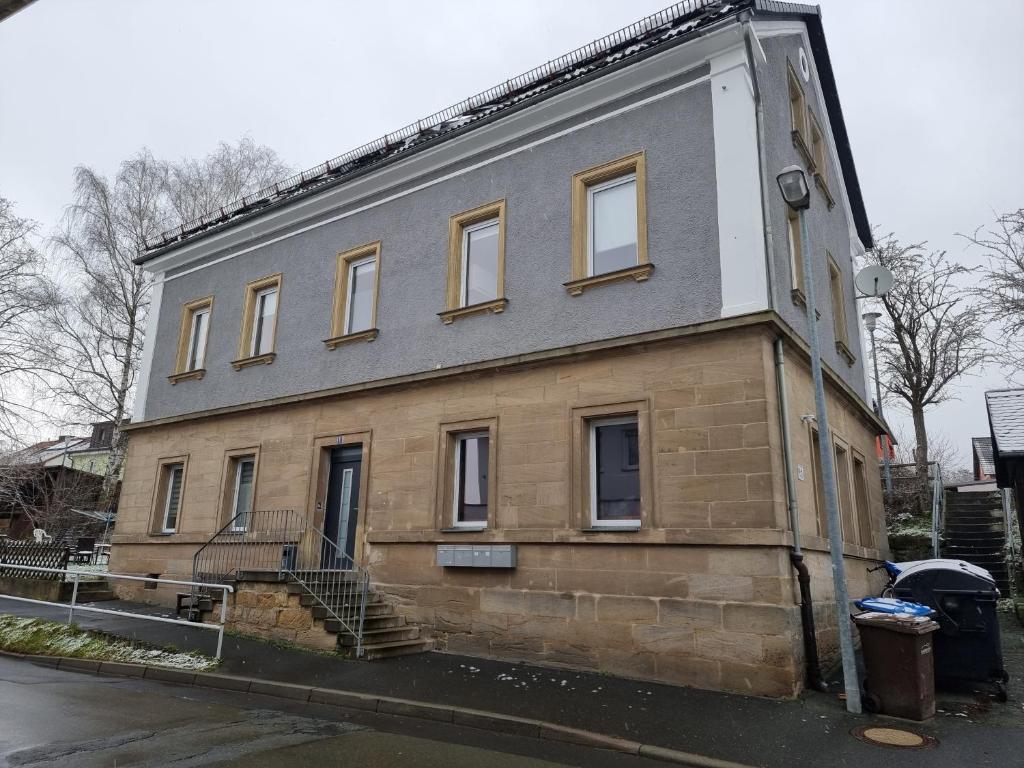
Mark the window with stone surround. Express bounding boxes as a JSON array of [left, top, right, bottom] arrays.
[[788, 62, 809, 150], [852, 451, 873, 548], [436, 418, 498, 531], [809, 426, 827, 538], [326, 242, 381, 347], [151, 456, 188, 534], [441, 201, 506, 323], [572, 400, 652, 531], [787, 209, 805, 304], [169, 296, 212, 384], [833, 438, 856, 543], [233, 273, 281, 369], [566, 153, 650, 295], [827, 253, 854, 364], [220, 450, 258, 531]]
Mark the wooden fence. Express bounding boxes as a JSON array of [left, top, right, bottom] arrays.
[[0, 539, 69, 580]]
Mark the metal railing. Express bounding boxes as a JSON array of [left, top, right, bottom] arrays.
[[0, 564, 233, 659], [283, 526, 370, 657], [188, 508, 370, 655], [191, 509, 306, 585], [930, 462, 944, 558]]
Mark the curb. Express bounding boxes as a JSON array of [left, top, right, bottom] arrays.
[[0, 649, 755, 768]]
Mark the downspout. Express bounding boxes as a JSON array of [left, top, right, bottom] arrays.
[[741, 15, 778, 311], [774, 337, 826, 691]]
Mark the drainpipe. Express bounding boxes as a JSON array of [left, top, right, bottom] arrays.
[[742, 15, 778, 311], [774, 337, 825, 691]]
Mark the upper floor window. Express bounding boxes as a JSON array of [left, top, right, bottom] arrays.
[[169, 297, 212, 383], [809, 110, 826, 181], [788, 63, 809, 147], [234, 274, 281, 369], [827, 253, 854, 364], [441, 200, 507, 323], [567, 153, 650, 295], [787, 210, 805, 303], [327, 242, 381, 347]]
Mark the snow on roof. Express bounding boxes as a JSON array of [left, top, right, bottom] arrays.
[[986, 388, 1024, 457], [140, 0, 759, 258]]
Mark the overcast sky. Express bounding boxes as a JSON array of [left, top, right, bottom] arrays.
[[2, 0, 1022, 465]]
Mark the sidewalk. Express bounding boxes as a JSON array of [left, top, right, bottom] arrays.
[[1, 596, 1021, 767]]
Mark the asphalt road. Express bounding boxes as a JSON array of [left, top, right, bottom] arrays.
[[0, 656, 666, 768]]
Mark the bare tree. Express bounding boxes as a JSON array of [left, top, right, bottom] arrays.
[[963, 208, 1024, 378], [35, 139, 291, 504], [862, 235, 989, 509], [0, 195, 53, 441]]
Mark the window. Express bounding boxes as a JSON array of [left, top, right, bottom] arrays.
[[228, 456, 256, 531], [788, 63, 809, 148], [809, 427, 827, 537], [833, 441, 856, 542], [787, 209, 805, 301], [234, 274, 281, 369], [452, 432, 489, 527], [827, 254, 854, 363], [589, 416, 641, 528], [442, 201, 506, 323], [170, 297, 213, 383], [567, 153, 650, 295], [327, 242, 381, 347], [158, 462, 184, 533], [809, 111, 826, 180], [852, 452, 873, 548]]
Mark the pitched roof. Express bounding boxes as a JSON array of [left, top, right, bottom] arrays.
[[987, 388, 1024, 457], [972, 436, 995, 476], [138, 0, 871, 262]]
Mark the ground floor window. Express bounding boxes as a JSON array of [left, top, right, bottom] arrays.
[[229, 456, 256, 531], [453, 431, 489, 527], [159, 463, 184, 533], [589, 415, 641, 528]]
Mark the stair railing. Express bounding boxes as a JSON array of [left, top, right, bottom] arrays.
[[284, 526, 370, 657], [931, 462, 943, 558], [187, 509, 305, 618]]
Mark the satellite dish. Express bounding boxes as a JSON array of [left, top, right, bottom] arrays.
[[854, 265, 894, 298]]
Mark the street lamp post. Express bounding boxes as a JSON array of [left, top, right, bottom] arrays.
[[776, 166, 862, 715], [862, 311, 893, 503]]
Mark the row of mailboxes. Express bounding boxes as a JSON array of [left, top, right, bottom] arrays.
[[436, 544, 517, 568]]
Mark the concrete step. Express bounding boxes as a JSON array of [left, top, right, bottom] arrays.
[[310, 606, 405, 629], [355, 638, 434, 660], [339, 626, 420, 646]]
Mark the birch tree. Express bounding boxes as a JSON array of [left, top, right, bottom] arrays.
[[964, 208, 1024, 378], [862, 235, 989, 508], [36, 139, 290, 504]]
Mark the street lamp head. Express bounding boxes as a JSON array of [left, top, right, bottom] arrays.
[[776, 165, 810, 210], [861, 311, 882, 333]]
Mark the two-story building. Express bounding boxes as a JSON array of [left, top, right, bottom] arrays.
[[113, 0, 888, 697]]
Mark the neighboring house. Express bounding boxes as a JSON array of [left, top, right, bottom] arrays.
[[114, 0, 887, 697], [972, 436, 997, 482], [65, 421, 123, 480], [986, 388, 1024, 535]]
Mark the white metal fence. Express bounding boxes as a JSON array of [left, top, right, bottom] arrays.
[[0, 564, 234, 659]]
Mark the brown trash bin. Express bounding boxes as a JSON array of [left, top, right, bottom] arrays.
[[853, 612, 940, 721]]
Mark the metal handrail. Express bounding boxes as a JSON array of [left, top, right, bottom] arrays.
[[0, 564, 234, 659], [931, 463, 944, 557], [284, 526, 369, 657], [191, 509, 305, 585]]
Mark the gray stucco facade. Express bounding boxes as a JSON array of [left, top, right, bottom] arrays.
[[140, 26, 869, 424]]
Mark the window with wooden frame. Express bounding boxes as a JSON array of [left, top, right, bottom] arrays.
[[566, 152, 651, 295], [827, 254, 854, 364], [169, 297, 212, 384], [571, 401, 652, 531], [788, 63, 810, 159], [440, 200, 507, 323], [233, 274, 281, 370], [326, 242, 381, 347], [852, 451, 873, 548], [151, 457, 188, 534], [435, 418, 498, 530], [833, 439, 856, 544], [219, 450, 258, 531]]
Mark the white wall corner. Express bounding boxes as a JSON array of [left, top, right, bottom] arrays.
[[133, 273, 164, 423], [711, 46, 769, 318]]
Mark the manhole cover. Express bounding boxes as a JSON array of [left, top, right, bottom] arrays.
[[851, 725, 938, 750]]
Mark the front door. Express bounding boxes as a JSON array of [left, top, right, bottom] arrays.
[[322, 444, 362, 568]]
